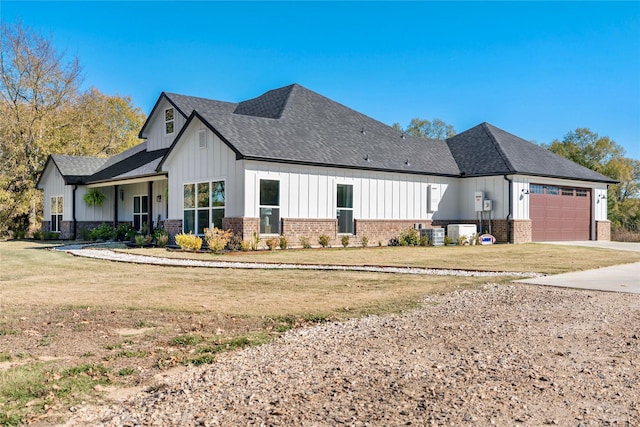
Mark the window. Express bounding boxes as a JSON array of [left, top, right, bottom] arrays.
[[259, 179, 280, 234], [561, 188, 574, 196], [133, 195, 148, 232], [164, 108, 174, 135], [546, 186, 559, 195], [50, 196, 63, 232], [337, 184, 353, 234], [576, 189, 588, 197], [530, 184, 544, 194], [183, 181, 225, 234]]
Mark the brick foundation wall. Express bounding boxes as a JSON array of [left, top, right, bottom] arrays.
[[511, 220, 532, 244], [354, 220, 432, 246], [163, 219, 183, 245], [282, 218, 338, 247], [223, 217, 260, 242], [596, 220, 611, 241]]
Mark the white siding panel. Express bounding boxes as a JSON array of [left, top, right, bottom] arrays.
[[162, 118, 244, 220], [40, 164, 66, 219], [76, 186, 114, 221], [146, 99, 187, 152], [241, 162, 459, 222]]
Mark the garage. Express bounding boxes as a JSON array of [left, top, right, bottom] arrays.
[[530, 184, 591, 241]]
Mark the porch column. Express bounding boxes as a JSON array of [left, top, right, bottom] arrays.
[[147, 181, 154, 236], [113, 185, 119, 228]]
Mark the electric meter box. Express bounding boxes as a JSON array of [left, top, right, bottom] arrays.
[[474, 192, 484, 212], [483, 199, 493, 211]]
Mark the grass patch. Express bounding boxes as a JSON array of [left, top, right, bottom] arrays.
[[183, 333, 272, 366], [117, 367, 136, 376], [0, 329, 18, 336], [171, 335, 203, 347], [0, 353, 11, 362], [0, 363, 110, 425]]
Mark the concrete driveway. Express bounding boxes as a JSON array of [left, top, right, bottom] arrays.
[[515, 241, 640, 294]]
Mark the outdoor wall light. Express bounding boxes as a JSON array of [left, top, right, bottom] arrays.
[[156, 195, 162, 203], [597, 194, 607, 203], [521, 188, 530, 195]]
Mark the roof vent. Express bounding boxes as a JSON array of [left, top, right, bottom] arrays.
[[360, 128, 366, 135], [364, 154, 370, 162], [198, 130, 207, 149], [405, 159, 411, 166], [401, 133, 406, 140]]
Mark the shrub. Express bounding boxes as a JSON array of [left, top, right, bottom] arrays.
[[361, 236, 368, 248], [279, 236, 289, 250], [388, 237, 399, 246], [398, 228, 420, 246], [251, 232, 260, 251], [240, 240, 251, 252], [456, 234, 468, 246], [204, 228, 232, 254], [444, 235, 453, 245], [156, 234, 169, 247], [175, 232, 203, 251], [419, 235, 430, 246], [115, 223, 134, 241], [341, 235, 350, 248], [265, 237, 279, 251], [135, 234, 153, 247], [318, 234, 331, 248], [299, 236, 311, 249], [227, 233, 243, 252], [32, 229, 43, 240], [90, 223, 115, 241]]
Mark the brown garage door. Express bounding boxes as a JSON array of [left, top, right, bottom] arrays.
[[530, 184, 591, 241]]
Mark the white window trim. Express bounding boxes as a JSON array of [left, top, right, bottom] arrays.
[[164, 107, 175, 135], [182, 180, 226, 234], [336, 183, 354, 235], [259, 179, 280, 235], [133, 194, 149, 232], [51, 195, 63, 232]]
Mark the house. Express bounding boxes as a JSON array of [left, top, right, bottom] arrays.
[[36, 83, 616, 245]]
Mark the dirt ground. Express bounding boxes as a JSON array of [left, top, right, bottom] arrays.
[[61, 284, 640, 426]]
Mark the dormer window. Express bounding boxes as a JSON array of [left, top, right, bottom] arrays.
[[164, 107, 174, 135]]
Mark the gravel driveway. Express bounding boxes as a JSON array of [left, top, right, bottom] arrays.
[[66, 283, 639, 426]]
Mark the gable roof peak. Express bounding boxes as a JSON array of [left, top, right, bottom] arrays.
[[233, 84, 297, 119]]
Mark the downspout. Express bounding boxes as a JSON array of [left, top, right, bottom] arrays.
[[72, 185, 78, 240], [503, 175, 512, 244]]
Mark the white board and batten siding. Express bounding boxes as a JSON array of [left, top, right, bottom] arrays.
[[39, 164, 115, 222], [75, 186, 114, 221], [456, 176, 510, 220], [161, 118, 244, 219], [243, 161, 459, 221], [39, 163, 69, 220], [145, 98, 188, 152]]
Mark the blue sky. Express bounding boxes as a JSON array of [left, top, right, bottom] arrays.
[[3, 1, 639, 160]]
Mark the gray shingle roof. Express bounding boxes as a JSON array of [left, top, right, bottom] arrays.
[[49, 155, 107, 184], [87, 145, 167, 184], [41, 84, 616, 189], [446, 122, 616, 183], [174, 84, 461, 176]]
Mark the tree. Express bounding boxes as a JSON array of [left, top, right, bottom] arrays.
[[0, 22, 145, 236], [545, 128, 640, 232], [393, 118, 456, 140]]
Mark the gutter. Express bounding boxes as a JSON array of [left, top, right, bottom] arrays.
[[503, 175, 512, 243]]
